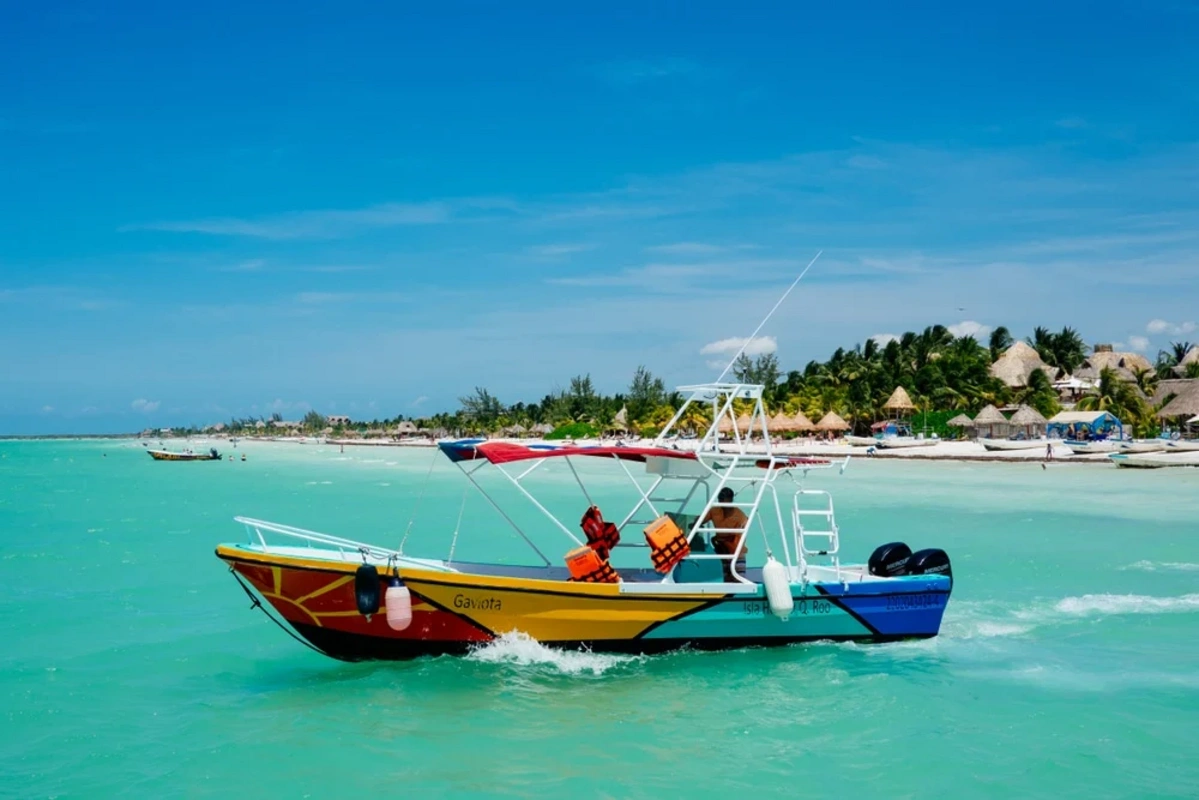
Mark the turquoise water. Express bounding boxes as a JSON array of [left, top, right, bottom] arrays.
[[3, 439, 1198, 798]]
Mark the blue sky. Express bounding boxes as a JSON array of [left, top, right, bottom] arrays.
[[3, 1, 1198, 433]]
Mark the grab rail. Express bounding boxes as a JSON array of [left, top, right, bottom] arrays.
[[233, 516, 456, 571]]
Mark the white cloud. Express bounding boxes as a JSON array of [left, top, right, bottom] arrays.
[[1127, 335, 1151, 352], [526, 243, 592, 258], [870, 333, 900, 346], [131, 398, 160, 413], [1147, 319, 1196, 335], [646, 242, 726, 255], [947, 320, 993, 339], [266, 398, 310, 414], [40, 405, 54, 413], [699, 335, 778, 357], [410, 395, 428, 407], [126, 202, 451, 240]]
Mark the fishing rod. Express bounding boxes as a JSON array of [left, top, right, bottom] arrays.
[[714, 250, 823, 383]]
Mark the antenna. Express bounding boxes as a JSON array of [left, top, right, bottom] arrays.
[[714, 250, 823, 383]]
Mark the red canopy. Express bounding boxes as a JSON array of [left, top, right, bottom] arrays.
[[439, 440, 698, 465]]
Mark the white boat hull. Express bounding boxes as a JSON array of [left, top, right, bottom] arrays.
[[1066, 440, 1119, 455], [877, 437, 938, 449], [1167, 440, 1199, 452], [979, 438, 1048, 452], [845, 435, 879, 447], [1109, 452, 1199, 469], [1120, 441, 1167, 453]]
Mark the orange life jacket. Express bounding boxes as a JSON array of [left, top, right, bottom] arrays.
[[644, 515, 691, 573], [565, 546, 619, 583], [580, 505, 621, 560]]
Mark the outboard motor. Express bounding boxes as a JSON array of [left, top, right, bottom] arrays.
[[906, 548, 952, 586], [355, 564, 381, 617], [868, 542, 912, 577]]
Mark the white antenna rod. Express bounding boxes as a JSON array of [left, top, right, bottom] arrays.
[[714, 250, 823, 383]]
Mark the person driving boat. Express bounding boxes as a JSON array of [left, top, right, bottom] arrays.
[[699, 487, 748, 580]]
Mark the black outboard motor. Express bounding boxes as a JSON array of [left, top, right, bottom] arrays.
[[355, 564, 381, 616], [906, 548, 952, 586], [868, 542, 912, 577]]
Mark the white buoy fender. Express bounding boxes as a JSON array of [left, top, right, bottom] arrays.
[[385, 579, 413, 631], [762, 557, 794, 621]]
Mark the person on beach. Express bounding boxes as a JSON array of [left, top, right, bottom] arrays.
[[699, 487, 748, 581], [1045, 442, 1053, 461]]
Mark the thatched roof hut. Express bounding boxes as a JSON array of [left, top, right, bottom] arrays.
[[972, 404, 1009, 437], [1074, 345, 1154, 383], [735, 413, 756, 436], [612, 406, 629, 431], [395, 420, 419, 434], [989, 341, 1056, 388], [502, 423, 527, 436], [814, 411, 850, 432], [769, 412, 800, 432], [532, 422, 554, 435], [1008, 404, 1048, 435], [1157, 382, 1199, 419], [947, 413, 974, 428], [791, 410, 815, 432], [717, 414, 735, 433], [883, 386, 916, 413]]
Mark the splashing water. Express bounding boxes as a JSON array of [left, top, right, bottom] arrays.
[[1123, 560, 1199, 572], [1054, 593, 1199, 616], [465, 631, 645, 676]]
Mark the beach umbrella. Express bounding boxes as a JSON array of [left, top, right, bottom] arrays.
[[735, 413, 755, 436], [883, 386, 917, 414], [814, 411, 850, 432], [946, 413, 974, 428], [717, 414, 735, 433]]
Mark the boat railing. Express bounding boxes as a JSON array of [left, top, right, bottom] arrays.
[[235, 516, 402, 562]]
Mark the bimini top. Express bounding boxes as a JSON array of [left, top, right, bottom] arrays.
[[438, 439, 699, 465]]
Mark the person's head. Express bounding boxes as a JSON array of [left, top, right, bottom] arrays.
[[717, 487, 734, 503]]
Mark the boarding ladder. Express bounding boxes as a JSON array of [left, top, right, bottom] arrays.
[[792, 489, 841, 579]]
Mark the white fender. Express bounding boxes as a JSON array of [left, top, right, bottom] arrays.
[[385, 580, 413, 631], [762, 557, 794, 621]]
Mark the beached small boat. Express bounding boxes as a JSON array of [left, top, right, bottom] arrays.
[[845, 435, 879, 447], [1108, 452, 1199, 469], [1166, 439, 1199, 452], [1065, 439, 1120, 455], [148, 448, 222, 461], [979, 438, 1049, 452], [876, 437, 938, 449], [1119, 440, 1168, 453], [216, 382, 953, 662]]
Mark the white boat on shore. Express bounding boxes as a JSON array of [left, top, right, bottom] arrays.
[[877, 436, 939, 449], [846, 435, 879, 447], [1109, 452, 1199, 469], [1166, 439, 1199, 452], [979, 438, 1049, 452], [1119, 440, 1168, 453], [1065, 439, 1120, 455]]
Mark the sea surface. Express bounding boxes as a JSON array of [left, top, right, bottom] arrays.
[[3, 438, 1198, 798]]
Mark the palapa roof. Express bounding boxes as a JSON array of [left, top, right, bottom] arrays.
[[946, 413, 974, 428], [791, 410, 815, 431], [395, 420, 419, 433], [1181, 346, 1199, 366], [883, 386, 916, 411], [532, 422, 554, 435], [1153, 378, 1198, 406], [1008, 405, 1048, 426], [814, 411, 850, 431], [769, 411, 801, 432], [1157, 382, 1199, 418], [735, 413, 756, 433], [1074, 349, 1154, 382], [989, 341, 1056, 388], [972, 404, 1008, 425]]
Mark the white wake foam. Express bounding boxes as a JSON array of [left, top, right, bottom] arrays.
[[466, 631, 644, 675], [1122, 560, 1199, 573], [1055, 593, 1199, 616]]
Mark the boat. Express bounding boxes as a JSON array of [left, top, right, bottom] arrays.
[[856, 421, 939, 449], [148, 447, 222, 461], [1109, 452, 1199, 469], [1166, 439, 1199, 452], [1119, 439, 1168, 453], [1065, 439, 1120, 455], [215, 382, 954, 662], [979, 437, 1049, 452]]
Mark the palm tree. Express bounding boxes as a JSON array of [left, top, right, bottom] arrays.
[[988, 326, 1013, 361], [1077, 367, 1146, 424]]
